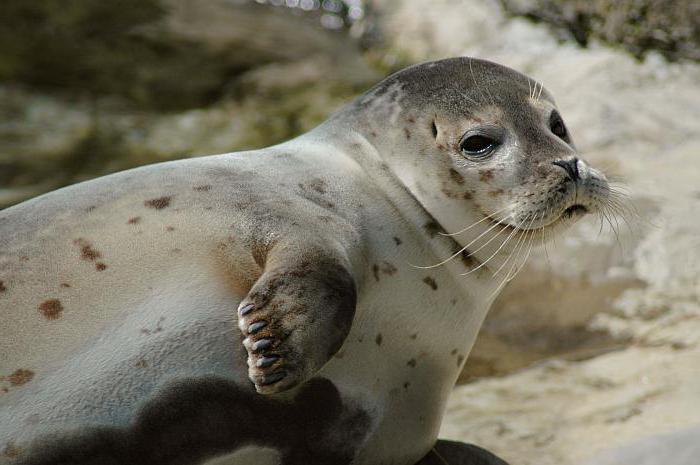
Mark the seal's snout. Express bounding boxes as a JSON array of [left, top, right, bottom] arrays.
[[552, 158, 580, 182]]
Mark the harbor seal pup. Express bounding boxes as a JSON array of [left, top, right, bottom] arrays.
[[0, 57, 611, 465]]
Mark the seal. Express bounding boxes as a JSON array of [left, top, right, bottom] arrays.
[[0, 57, 611, 465]]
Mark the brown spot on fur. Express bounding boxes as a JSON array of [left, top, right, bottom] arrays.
[[95, 262, 107, 271], [404, 127, 411, 140], [134, 359, 148, 368], [39, 299, 63, 320], [60, 283, 71, 288], [443, 184, 474, 200], [410, 333, 417, 340], [375, 334, 383, 346], [449, 168, 465, 185], [2, 441, 21, 458], [407, 116, 415, 123], [19, 256, 29, 262], [144, 196, 172, 210], [379, 261, 397, 276], [171, 248, 182, 254], [422, 276, 438, 290], [165, 226, 175, 232], [488, 189, 504, 197], [407, 358, 417, 368], [85, 205, 96, 212], [450, 348, 458, 356], [437, 143, 445, 150], [0, 281, 5, 292], [457, 355, 465, 367], [370, 131, 377, 137], [127, 217, 141, 225], [305, 178, 327, 194], [193, 185, 212, 192], [393, 236, 402, 246], [460, 250, 476, 268], [423, 221, 443, 238], [74, 238, 101, 261], [479, 170, 494, 182], [8, 369, 34, 386], [372, 264, 380, 282], [442, 188, 459, 199]]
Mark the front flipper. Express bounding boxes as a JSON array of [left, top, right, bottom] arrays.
[[416, 440, 510, 465], [237, 242, 356, 394]]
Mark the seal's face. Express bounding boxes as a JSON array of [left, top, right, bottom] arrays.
[[361, 58, 612, 272], [434, 93, 609, 233]]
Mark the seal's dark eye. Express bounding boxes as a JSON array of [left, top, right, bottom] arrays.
[[549, 111, 568, 140], [460, 135, 497, 158]]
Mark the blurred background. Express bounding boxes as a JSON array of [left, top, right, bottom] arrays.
[[1, 0, 699, 464]]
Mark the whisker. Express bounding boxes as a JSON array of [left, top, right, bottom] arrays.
[[540, 208, 551, 268], [600, 207, 622, 251], [503, 218, 535, 283], [459, 222, 520, 276], [410, 215, 509, 269], [440, 204, 512, 236], [491, 214, 534, 278], [488, 222, 532, 299], [508, 212, 542, 282]]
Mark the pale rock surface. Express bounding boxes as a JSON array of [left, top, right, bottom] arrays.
[[374, 0, 700, 463]]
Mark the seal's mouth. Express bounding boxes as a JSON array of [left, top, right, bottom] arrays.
[[562, 204, 588, 219], [482, 203, 590, 232]]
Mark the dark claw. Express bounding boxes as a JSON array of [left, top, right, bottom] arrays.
[[252, 338, 273, 352], [256, 355, 279, 368], [248, 321, 267, 334], [239, 303, 255, 316], [261, 371, 286, 385]]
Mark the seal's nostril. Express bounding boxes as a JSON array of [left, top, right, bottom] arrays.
[[553, 158, 580, 182]]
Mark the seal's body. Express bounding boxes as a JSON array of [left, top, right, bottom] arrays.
[[0, 58, 611, 465]]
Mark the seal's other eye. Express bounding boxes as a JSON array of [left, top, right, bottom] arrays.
[[460, 135, 497, 158], [549, 111, 568, 141]]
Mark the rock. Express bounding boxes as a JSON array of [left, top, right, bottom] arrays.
[[581, 425, 700, 465], [500, 0, 700, 62]]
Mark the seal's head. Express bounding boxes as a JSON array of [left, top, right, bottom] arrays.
[[346, 57, 612, 273]]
